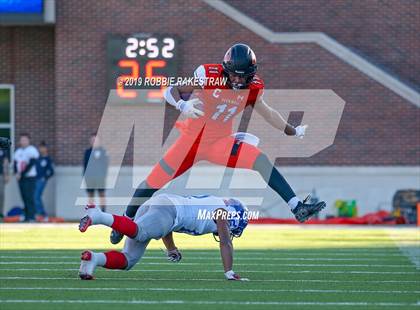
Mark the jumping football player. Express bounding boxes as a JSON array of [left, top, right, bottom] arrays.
[[79, 193, 249, 281], [110, 43, 326, 244]]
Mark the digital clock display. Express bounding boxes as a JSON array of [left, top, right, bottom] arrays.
[[107, 34, 179, 102]]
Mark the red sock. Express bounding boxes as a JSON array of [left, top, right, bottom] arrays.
[[104, 251, 128, 269], [111, 215, 138, 238]]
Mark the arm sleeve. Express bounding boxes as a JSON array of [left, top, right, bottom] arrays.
[[46, 158, 55, 179], [163, 86, 178, 107], [257, 87, 264, 101], [193, 65, 206, 88]]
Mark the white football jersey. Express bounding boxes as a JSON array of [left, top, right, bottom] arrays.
[[14, 145, 39, 177], [164, 194, 235, 236]]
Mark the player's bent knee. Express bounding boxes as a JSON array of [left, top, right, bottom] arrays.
[[122, 252, 141, 270], [146, 164, 173, 188], [132, 181, 158, 199], [252, 152, 271, 171], [136, 226, 166, 243]]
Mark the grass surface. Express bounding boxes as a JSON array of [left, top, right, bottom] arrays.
[[0, 224, 419, 309]]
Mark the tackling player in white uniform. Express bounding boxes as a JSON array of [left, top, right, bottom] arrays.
[[78, 193, 250, 281]]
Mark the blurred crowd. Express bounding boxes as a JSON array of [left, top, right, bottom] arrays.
[[0, 132, 109, 222], [0, 133, 54, 222]]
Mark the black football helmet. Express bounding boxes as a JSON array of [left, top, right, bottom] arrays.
[[222, 43, 257, 89]]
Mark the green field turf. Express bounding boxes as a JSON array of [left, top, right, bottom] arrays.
[[0, 224, 419, 309]]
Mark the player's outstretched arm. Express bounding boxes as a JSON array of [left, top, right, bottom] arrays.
[[162, 232, 182, 262], [215, 209, 248, 280], [215, 212, 233, 273], [254, 97, 307, 138], [162, 232, 177, 251]]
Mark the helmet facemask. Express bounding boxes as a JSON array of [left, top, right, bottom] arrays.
[[222, 43, 258, 89], [226, 72, 256, 90]]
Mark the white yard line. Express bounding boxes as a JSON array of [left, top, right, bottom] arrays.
[[1, 287, 419, 294], [0, 299, 417, 306], [0, 248, 405, 251], [0, 256, 409, 262], [1, 276, 419, 283], [389, 232, 420, 270], [0, 222, 415, 229], [0, 262, 77, 265], [0, 262, 415, 268], [0, 251, 406, 256], [0, 267, 418, 275], [137, 251, 407, 256]]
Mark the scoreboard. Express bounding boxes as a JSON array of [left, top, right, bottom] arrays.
[[106, 34, 179, 103]]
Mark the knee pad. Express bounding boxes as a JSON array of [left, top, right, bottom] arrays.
[[231, 132, 260, 147]]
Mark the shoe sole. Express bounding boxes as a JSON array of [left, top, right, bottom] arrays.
[[79, 251, 94, 280], [79, 216, 92, 233], [300, 201, 326, 223], [79, 204, 97, 233], [79, 273, 94, 280]]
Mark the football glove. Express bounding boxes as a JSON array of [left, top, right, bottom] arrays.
[[166, 248, 182, 263], [224, 270, 249, 281], [176, 98, 204, 119], [295, 125, 308, 139]]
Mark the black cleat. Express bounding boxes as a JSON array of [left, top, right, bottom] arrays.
[[110, 229, 124, 244], [292, 200, 326, 223]]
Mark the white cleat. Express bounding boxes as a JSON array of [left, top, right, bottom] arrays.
[[79, 250, 97, 280], [79, 204, 102, 232]]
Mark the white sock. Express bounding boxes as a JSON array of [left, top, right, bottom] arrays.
[[100, 212, 114, 227], [93, 252, 106, 267], [88, 207, 114, 226], [288, 196, 301, 210]]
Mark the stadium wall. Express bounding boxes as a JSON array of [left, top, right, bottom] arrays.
[[227, 0, 420, 88], [53, 0, 419, 166], [4, 166, 419, 220], [0, 27, 55, 152]]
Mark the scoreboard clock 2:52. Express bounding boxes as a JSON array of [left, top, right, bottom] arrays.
[[107, 34, 179, 103]]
